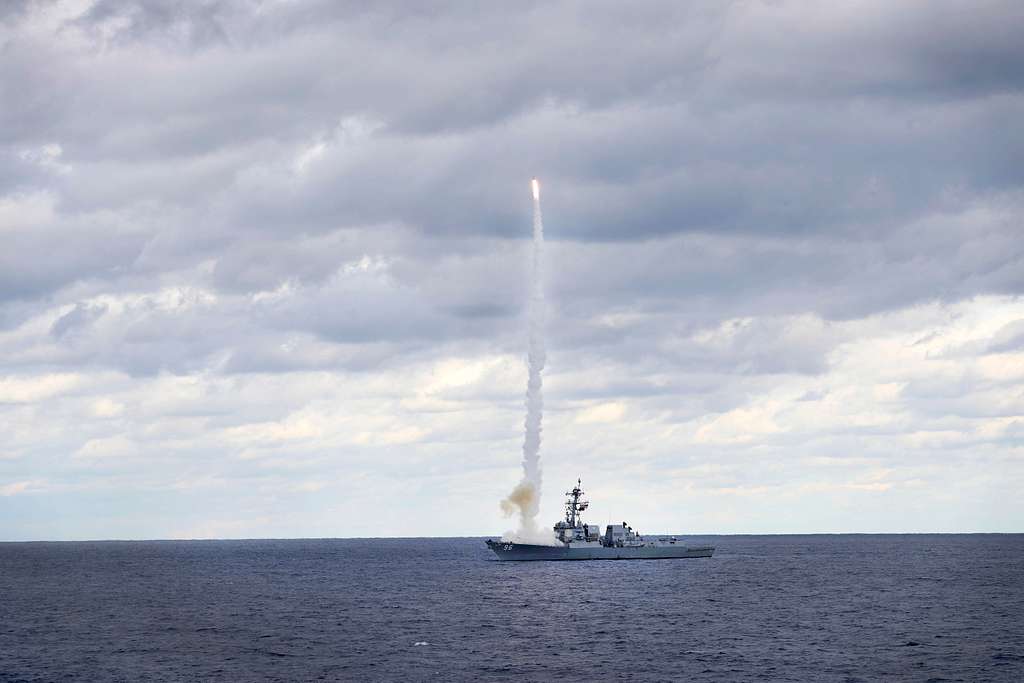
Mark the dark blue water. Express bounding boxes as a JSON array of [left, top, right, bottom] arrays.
[[2, 535, 1022, 681]]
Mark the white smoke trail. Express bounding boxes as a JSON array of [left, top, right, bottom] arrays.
[[500, 179, 557, 545]]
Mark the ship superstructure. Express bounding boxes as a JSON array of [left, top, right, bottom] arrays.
[[486, 479, 714, 561]]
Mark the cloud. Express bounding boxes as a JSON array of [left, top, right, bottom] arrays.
[[50, 301, 108, 338], [575, 402, 627, 425], [987, 319, 1024, 353], [74, 435, 138, 459], [1, 1, 1022, 538], [0, 479, 46, 497], [0, 373, 81, 403]]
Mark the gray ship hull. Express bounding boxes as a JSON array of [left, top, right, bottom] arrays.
[[486, 540, 714, 561]]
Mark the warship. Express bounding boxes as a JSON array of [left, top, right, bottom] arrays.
[[486, 480, 715, 561]]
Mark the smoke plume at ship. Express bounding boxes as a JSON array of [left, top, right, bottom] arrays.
[[500, 178, 555, 545], [499, 481, 537, 519]]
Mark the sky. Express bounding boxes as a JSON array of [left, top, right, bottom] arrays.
[[1, 0, 1023, 540]]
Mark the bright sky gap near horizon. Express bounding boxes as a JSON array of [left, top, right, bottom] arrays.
[[1, 1, 1023, 540]]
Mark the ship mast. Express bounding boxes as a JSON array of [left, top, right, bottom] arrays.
[[564, 478, 589, 527]]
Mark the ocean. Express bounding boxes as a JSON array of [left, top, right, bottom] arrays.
[[2, 535, 1022, 681]]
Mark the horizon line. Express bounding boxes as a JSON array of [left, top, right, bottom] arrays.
[[2, 531, 1022, 543]]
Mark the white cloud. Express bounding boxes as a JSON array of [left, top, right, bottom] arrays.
[[0, 480, 46, 496], [91, 397, 125, 417], [19, 143, 72, 174], [0, 373, 81, 403], [0, 192, 56, 232], [74, 435, 138, 459], [694, 402, 787, 445], [575, 402, 627, 424]]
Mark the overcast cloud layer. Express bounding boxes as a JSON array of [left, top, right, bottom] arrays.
[[2, 0, 1023, 539]]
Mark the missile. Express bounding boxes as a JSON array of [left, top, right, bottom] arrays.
[[531, 177, 540, 201]]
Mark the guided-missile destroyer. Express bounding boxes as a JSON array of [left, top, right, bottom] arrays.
[[486, 480, 714, 561]]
